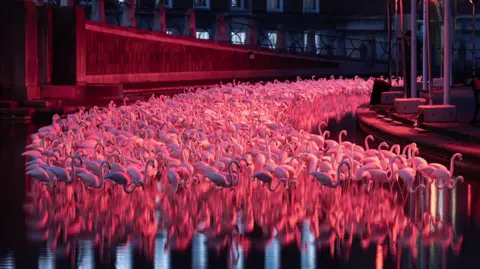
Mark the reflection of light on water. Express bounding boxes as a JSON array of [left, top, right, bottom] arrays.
[[117, 243, 133, 269], [376, 245, 383, 269], [155, 228, 170, 269], [428, 244, 440, 269], [0, 251, 15, 269], [78, 240, 94, 268], [232, 244, 244, 269], [468, 184, 472, 217], [39, 247, 54, 269], [452, 186, 456, 232], [430, 184, 437, 231], [438, 188, 445, 222], [233, 212, 244, 269], [192, 233, 207, 269], [265, 238, 280, 269], [301, 220, 315, 269]]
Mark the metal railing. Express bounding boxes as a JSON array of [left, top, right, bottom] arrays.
[[75, 2, 394, 65]]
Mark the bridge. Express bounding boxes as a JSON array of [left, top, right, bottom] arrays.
[[0, 1, 392, 105]]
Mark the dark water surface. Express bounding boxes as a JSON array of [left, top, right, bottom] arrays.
[[0, 118, 479, 269]]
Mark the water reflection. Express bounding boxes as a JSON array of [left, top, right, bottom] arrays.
[[2, 122, 480, 269]]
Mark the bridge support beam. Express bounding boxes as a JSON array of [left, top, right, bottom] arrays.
[[183, 9, 196, 38], [153, 3, 166, 33], [214, 16, 227, 42], [275, 24, 286, 51], [91, 0, 105, 23], [121, 0, 136, 28], [0, 0, 40, 100], [306, 28, 316, 54]]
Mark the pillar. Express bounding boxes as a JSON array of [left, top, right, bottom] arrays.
[[0, 0, 40, 100], [246, 20, 257, 46], [214, 15, 227, 42], [121, 0, 136, 28], [75, 6, 86, 87], [153, 3, 166, 33], [91, 0, 105, 23], [443, 0, 451, 104], [335, 33, 347, 56], [37, 5, 52, 85], [183, 9, 196, 38], [422, 0, 428, 91], [275, 24, 286, 50], [305, 28, 316, 54], [411, 0, 418, 98]]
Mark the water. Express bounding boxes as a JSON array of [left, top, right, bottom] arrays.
[[1, 119, 479, 269]]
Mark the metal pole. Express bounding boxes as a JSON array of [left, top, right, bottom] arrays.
[[427, 0, 432, 104], [473, 3, 476, 78], [400, 0, 407, 97], [411, 0, 418, 98], [422, 0, 428, 91], [387, 0, 392, 85], [444, 0, 451, 105], [395, 0, 400, 79]]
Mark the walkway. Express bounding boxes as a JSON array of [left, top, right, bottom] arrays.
[[356, 85, 480, 176]]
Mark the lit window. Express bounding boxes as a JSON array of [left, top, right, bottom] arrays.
[[231, 0, 245, 9], [231, 32, 246, 45], [303, 0, 319, 13], [196, 31, 211, 40], [267, 0, 283, 12], [262, 31, 277, 49], [156, 0, 172, 8], [194, 0, 210, 9]]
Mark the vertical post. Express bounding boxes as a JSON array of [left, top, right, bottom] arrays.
[[121, 0, 136, 28], [0, 1, 40, 100], [422, 0, 428, 91], [395, 0, 400, 79], [306, 28, 316, 54], [427, 0, 432, 104], [246, 20, 257, 46], [411, 0, 418, 98], [473, 2, 476, 78], [214, 15, 227, 42], [400, 0, 407, 96], [153, 3, 166, 33], [387, 0, 392, 85], [75, 6, 86, 88], [91, 0, 105, 23], [183, 9, 196, 38], [275, 24, 286, 50], [444, 0, 451, 104]]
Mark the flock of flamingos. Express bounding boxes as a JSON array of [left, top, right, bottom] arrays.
[[22, 77, 465, 266]]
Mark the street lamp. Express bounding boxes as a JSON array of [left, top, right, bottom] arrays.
[[470, 0, 478, 78]]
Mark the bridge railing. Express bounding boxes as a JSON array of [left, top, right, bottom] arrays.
[[70, 1, 391, 65]]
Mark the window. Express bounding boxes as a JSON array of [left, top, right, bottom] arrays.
[[231, 0, 245, 9], [156, 0, 172, 8], [303, 0, 319, 13], [231, 32, 246, 45], [196, 31, 211, 40], [261, 31, 277, 49], [194, 0, 210, 9], [267, 0, 283, 12]]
